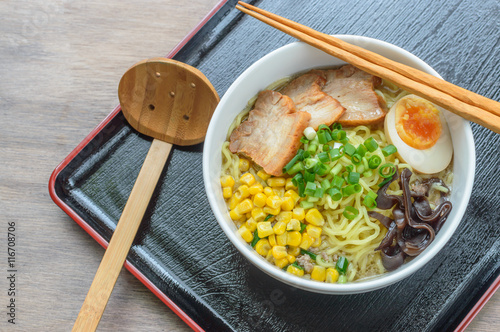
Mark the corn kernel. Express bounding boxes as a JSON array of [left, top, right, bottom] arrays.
[[281, 196, 295, 211], [325, 268, 340, 283], [266, 195, 282, 209], [249, 183, 263, 195], [257, 170, 271, 181], [285, 178, 296, 190], [265, 251, 273, 262], [235, 185, 250, 200], [275, 257, 289, 269], [235, 199, 253, 215], [268, 177, 286, 187], [237, 225, 253, 243], [272, 245, 288, 259], [239, 158, 250, 172], [273, 220, 287, 235], [311, 265, 326, 282], [275, 211, 292, 223], [292, 207, 305, 220], [229, 209, 242, 220], [256, 221, 274, 238], [263, 206, 280, 215], [268, 234, 276, 247], [220, 175, 235, 188], [288, 246, 301, 256], [255, 239, 271, 256], [240, 172, 256, 186], [276, 233, 288, 246], [222, 187, 232, 199], [286, 219, 301, 231], [286, 264, 304, 277], [245, 218, 257, 232], [273, 187, 285, 198], [285, 190, 300, 204], [251, 207, 266, 222], [311, 236, 321, 248], [253, 193, 267, 208], [286, 254, 296, 263], [299, 233, 315, 250], [263, 186, 274, 196], [287, 231, 302, 247], [228, 195, 241, 210], [246, 212, 252, 219], [305, 208, 325, 226], [306, 225, 322, 238]]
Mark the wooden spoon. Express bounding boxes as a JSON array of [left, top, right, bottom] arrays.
[[72, 58, 219, 332]]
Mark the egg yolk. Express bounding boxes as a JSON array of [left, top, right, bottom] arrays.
[[395, 98, 442, 150]]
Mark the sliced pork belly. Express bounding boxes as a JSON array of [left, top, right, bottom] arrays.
[[321, 65, 386, 126], [229, 90, 311, 176], [281, 72, 345, 130]]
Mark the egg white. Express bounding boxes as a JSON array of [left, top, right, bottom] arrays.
[[384, 95, 453, 174]]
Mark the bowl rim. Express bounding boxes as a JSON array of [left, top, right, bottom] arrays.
[[203, 35, 475, 294]]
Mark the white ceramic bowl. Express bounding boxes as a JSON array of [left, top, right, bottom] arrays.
[[203, 35, 475, 294]]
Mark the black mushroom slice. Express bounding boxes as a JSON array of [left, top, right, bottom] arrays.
[[369, 168, 453, 271]]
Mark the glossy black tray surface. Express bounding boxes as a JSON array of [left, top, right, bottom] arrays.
[[52, 0, 500, 331]]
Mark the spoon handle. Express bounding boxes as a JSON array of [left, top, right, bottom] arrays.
[[72, 138, 172, 332]]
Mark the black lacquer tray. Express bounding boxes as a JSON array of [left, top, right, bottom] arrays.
[[49, 0, 500, 331]]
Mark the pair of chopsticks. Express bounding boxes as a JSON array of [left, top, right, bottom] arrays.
[[236, 1, 500, 134]]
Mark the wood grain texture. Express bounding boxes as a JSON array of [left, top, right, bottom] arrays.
[[0, 1, 497, 332]]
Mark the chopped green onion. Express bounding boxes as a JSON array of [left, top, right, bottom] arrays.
[[363, 137, 379, 152], [300, 223, 307, 233], [286, 161, 305, 175], [307, 196, 320, 203], [321, 179, 331, 190], [292, 173, 305, 197], [250, 230, 261, 247], [340, 137, 349, 144], [329, 148, 342, 161], [342, 184, 361, 197], [317, 130, 327, 144], [327, 187, 342, 201], [336, 256, 349, 274], [381, 144, 397, 156], [300, 249, 317, 261], [264, 214, 273, 221], [300, 201, 314, 209], [379, 163, 396, 178], [363, 195, 377, 209], [368, 155, 382, 169], [307, 144, 317, 155], [304, 170, 315, 183], [305, 182, 317, 196], [282, 150, 303, 173], [378, 176, 393, 187], [291, 262, 304, 270], [362, 156, 369, 170], [347, 172, 360, 184], [363, 170, 373, 177], [330, 163, 343, 176], [337, 275, 348, 283], [315, 163, 328, 176], [356, 144, 368, 158], [313, 187, 324, 198], [356, 164, 365, 174], [331, 175, 345, 189], [304, 158, 318, 170], [303, 127, 316, 140], [332, 123, 342, 130], [300, 136, 309, 144], [344, 143, 356, 156], [343, 206, 359, 220], [317, 151, 330, 163], [351, 153, 362, 165], [322, 144, 330, 152]]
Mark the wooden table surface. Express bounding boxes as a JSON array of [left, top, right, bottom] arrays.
[[0, 0, 498, 331]]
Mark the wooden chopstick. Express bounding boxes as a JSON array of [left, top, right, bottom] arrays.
[[236, 2, 500, 134]]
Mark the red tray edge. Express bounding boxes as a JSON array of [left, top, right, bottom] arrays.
[[47, 0, 499, 330], [48, 1, 228, 331]]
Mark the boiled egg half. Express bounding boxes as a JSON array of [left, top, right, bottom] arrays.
[[385, 94, 453, 174]]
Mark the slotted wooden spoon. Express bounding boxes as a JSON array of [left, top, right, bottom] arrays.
[[73, 58, 219, 332]]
